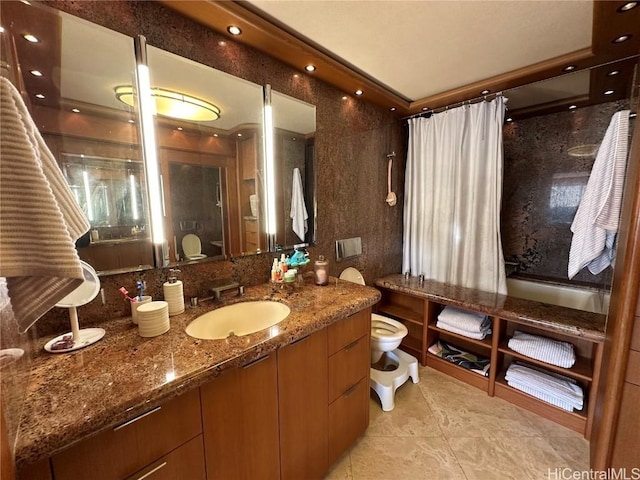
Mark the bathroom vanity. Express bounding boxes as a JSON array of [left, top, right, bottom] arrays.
[[374, 274, 606, 439], [15, 280, 379, 480]]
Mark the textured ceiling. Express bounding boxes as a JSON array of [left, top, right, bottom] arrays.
[[246, 0, 594, 101]]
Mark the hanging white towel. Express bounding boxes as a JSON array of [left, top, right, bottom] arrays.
[[0, 77, 90, 333], [290, 167, 308, 241], [568, 110, 630, 279]]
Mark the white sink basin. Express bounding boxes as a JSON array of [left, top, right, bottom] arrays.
[[185, 301, 291, 340]]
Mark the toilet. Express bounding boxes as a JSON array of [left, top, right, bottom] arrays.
[[181, 234, 207, 260], [339, 267, 419, 411]]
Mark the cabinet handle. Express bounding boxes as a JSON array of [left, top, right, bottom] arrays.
[[133, 462, 167, 480], [113, 406, 161, 431], [290, 334, 310, 346], [242, 354, 269, 369], [343, 339, 360, 351], [343, 384, 358, 398]]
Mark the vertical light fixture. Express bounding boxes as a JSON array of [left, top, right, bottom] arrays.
[[129, 173, 139, 220], [134, 36, 165, 265], [82, 170, 93, 221], [263, 85, 277, 246]]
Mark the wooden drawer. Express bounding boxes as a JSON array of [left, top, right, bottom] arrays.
[[245, 220, 259, 234], [245, 230, 259, 244], [328, 335, 370, 403], [328, 308, 370, 355], [125, 435, 205, 480], [328, 377, 369, 466], [52, 389, 202, 480]]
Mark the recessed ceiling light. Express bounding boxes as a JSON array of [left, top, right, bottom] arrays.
[[305, 65, 316, 72], [35, 93, 45, 99], [341, 96, 348, 100], [23, 34, 39, 43], [569, 105, 577, 110], [506, 117, 513, 122], [390, 107, 396, 112], [128, 119, 135, 124], [630, 112, 637, 118], [177, 127, 183, 131], [227, 25, 242, 36], [218, 41, 226, 46], [354, 89, 363, 96], [29, 70, 42, 77], [293, 74, 300, 79], [237, 133, 242, 137], [563, 65, 577, 72], [613, 34, 631, 43], [607, 70, 620, 76], [604, 90, 615, 95], [213, 133, 219, 137], [71, 108, 80, 113], [481, 89, 491, 95], [292, 137, 297, 141], [618, 2, 638, 12]]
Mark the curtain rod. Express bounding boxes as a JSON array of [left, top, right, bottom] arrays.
[[402, 91, 504, 121]]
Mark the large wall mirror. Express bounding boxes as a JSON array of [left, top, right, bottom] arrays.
[[1, 2, 154, 274], [2, 2, 318, 276]]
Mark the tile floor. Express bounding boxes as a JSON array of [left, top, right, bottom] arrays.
[[326, 366, 589, 480]]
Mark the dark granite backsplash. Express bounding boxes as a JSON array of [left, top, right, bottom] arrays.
[[501, 100, 629, 288]]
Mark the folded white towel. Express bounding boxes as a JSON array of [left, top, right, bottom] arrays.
[[508, 331, 576, 368], [568, 110, 630, 279], [436, 320, 490, 340], [0, 77, 89, 332], [505, 363, 583, 411], [506, 380, 581, 412], [437, 306, 490, 333], [290, 167, 308, 241]]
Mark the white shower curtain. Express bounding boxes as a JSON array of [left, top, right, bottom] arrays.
[[402, 97, 507, 294]]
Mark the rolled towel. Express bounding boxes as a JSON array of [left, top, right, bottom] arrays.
[[436, 320, 491, 340], [508, 331, 576, 368], [437, 306, 490, 333]]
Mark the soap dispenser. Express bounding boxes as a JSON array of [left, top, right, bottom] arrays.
[[163, 268, 185, 316], [314, 255, 329, 286]]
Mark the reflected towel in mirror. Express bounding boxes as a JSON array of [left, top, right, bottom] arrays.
[[290, 167, 308, 241]]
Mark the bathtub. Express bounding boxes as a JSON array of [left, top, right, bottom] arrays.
[[506, 277, 610, 315]]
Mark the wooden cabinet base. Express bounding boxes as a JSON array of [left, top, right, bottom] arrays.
[[328, 377, 370, 466]]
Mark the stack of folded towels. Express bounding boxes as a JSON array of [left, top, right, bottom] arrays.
[[436, 306, 491, 340], [508, 331, 576, 368], [505, 363, 584, 412]]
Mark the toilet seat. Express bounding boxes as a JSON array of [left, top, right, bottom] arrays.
[[182, 234, 207, 260], [339, 267, 364, 285], [371, 313, 408, 342]]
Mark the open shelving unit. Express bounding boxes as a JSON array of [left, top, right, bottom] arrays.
[[374, 280, 605, 439]]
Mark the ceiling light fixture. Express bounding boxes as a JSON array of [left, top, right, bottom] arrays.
[[71, 108, 80, 113], [390, 107, 396, 112], [481, 89, 491, 95], [227, 25, 242, 35], [305, 65, 316, 72], [29, 69, 42, 77], [608, 70, 620, 76], [612, 34, 631, 43], [354, 89, 363, 96], [115, 86, 221, 122], [35, 93, 45, 99], [569, 104, 577, 110], [23, 34, 39, 42], [128, 119, 135, 124], [177, 127, 183, 131], [213, 133, 219, 137], [506, 117, 513, 122], [563, 65, 577, 72], [618, 2, 638, 12], [341, 96, 348, 100], [604, 90, 615, 95], [237, 133, 242, 137]]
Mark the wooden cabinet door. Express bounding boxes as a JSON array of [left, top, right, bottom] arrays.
[[201, 353, 280, 480], [328, 377, 370, 466], [278, 329, 328, 480], [125, 435, 205, 480], [52, 389, 202, 480]]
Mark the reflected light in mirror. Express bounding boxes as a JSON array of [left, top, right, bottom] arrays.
[[82, 170, 93, 221], [264, 86, 276, 235], [129, 174, 139, 220], [114, 85, 221, 122]]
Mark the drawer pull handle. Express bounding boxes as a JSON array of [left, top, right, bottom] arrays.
[[343, 384, 358, 398], [243, 355, 269, 369], [113, 406, 161, 431], [134, 462, 167, 480], [291, 334, 310, 346], [344, 339, 359, 351]]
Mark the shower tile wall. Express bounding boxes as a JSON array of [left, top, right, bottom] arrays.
[[502, 100, 628, 287]]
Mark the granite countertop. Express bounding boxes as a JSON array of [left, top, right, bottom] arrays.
[[374, 274, 606, 341], [16, 278, 380, 468]]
